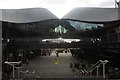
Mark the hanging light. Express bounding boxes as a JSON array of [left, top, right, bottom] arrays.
[[7, 39, 10, 42], [1, 38, 3, 40]]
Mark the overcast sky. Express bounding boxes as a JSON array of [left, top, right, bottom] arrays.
[[0, 0, 118, 18]]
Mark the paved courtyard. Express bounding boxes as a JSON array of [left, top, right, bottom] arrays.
[[17, 52, 76, 78]]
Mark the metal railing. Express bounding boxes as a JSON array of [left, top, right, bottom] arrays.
[[87, 60, 109, 78], [76, 60, 108, 78]]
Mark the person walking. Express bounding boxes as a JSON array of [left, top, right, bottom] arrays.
[[56, 52, 59, 58]]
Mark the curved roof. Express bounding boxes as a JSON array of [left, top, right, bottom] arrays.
[[0, 8, 58, 23], [62, 8, 119, 22]]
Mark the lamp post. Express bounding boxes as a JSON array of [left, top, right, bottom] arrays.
[[118, 1, 120, 19], [115, 0, 120, 19]]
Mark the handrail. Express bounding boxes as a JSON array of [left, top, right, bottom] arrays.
[[87, 60, 102, 73], [86, 60, 108, 79], [77, 60, 102, 74], [76, 60, 108, 78]]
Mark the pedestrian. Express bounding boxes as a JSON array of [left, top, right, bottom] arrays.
[[70, 62, 76, 72], [56, 52, 59, 57]]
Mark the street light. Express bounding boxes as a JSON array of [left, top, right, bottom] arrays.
[[115, 0, 120, 8], [115, 0, 120, 19]]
